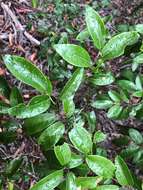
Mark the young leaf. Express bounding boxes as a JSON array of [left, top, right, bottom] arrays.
[[91, 100, 113, 109], [96, 185, 119, 190], [129, 128, 143, 145], [102, 32, 140, 60], [66, 172, 77, 190], [54, 143, 71, 166], [90, 72, 115, 86], [86, 155, 115, 179], [54, 44, 91, 67], [115, 156, 134, 186], [63, 96, 75, 117], [85, 6, 106, 49], [94, 130, 107, 143], [107, 104, 123, 119], [23, 112, 57, 136], [3, 55, 52, 95], [76, 176, 102, 189], [30, 170, 64, 190], [8, 95, 50, 119], [38, 121, 65, 150], [67, 153, 83, 169], [10, 87, 23, 106], [76, 28, 90, 42], [84, 111, 97, 133], [60, 68, 84, 100], [69, 126, 92, 154]]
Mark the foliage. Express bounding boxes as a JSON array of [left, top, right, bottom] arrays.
[[1, 4, 143, 190]]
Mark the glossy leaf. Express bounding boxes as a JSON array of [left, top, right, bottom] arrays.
[[90, 72, 115, 86], [108, 90, 121, 102], [135, 75, 142, 90], [69, 126, 92, 154], [135, 24, 143, 34], [8, 95, 50, 119], [95, 185, 119, 190], [115, 156, 134, 186], [54, 143, 71, 166], [102, 32, 140, 60], [85, 6, 106, 49], [117, 80, 136, 91], [23, 112, 57, 136], [76, 176, 102, 189], [3, 55, 52, 94], [10, 87, 23, 106], [60, 68, 84, 100], [63, 96, 75, 117], [66, 172, 77, 190], [84, 111, 97, 133], [94, 130, 107, 143], [129, 128, 143, 145], [38, 121, 65, 150], [30, 170, 64, 190], [86, 155, 115, 179], [92, 100, 113, 109], [76, 28, 89, 42], [107, 104, 123, 119], [67, 153, 83, 169], [54, 44, 91, 67]]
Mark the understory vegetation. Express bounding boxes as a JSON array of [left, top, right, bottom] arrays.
[[0, 1, 143, 190]]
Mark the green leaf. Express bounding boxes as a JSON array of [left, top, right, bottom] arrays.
[[85, 6, 106, 49], [63, 96, 75, 117], [23, 112, 57, 136], [117, 80, 136, 91], [5, 157, 23, 177], [107, 104, 123, 119], [54, 143, 71, 166], [86, 155, 115, 179], [8, 95, 50, 119], [76, 28, 89, 42], [84, 111, 97, 133], [54, 44, 91, 67], [135, 75, 142, 90], [69, 126, 92, 154], [90, 72, 115, 86], [91, 100, 113, 109], [60, 68, 84, 100], [108, 90, 121, 102], [0, 76, 10, 98], [129, 128, 143, 145], [102, 32, 140, 60], [3, 55, 52, 95], [94, 130, 107, 143], [76, 176, 102, 189], [95, 185, 119, 190], [30, 170, 64, 190], [0, 101, 10, 114], [135, 24, 143, 34], [10, 87, 23, 106], [115, 156, 134, 186], [67, 153, 83, 169], [132, 54, 143, 71], [32, 0, 38, 8], [38, 121, 65, 150], [66, 172, 77, 190]]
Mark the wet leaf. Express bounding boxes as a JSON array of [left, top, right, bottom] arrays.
[[30, 170, 64, 190], [3, 55, 52, 95], [67, 153, 83, 169], [94, 130, 107, 143], [63, 96, 75, 117], [115, 156, 134, 186], [8, 95, 50, 119], [54, 44, 91, 67], [69, 126, 92, 154], [102, 32, 140, 60], [85, 6, 106, 49], [92, 100, 113, 109], [38, 121, 65, 150], [54, 143, 71, 166], [86, 155, 115, 179]]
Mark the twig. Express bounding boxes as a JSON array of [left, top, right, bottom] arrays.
[[1, 2, 40, 46]]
